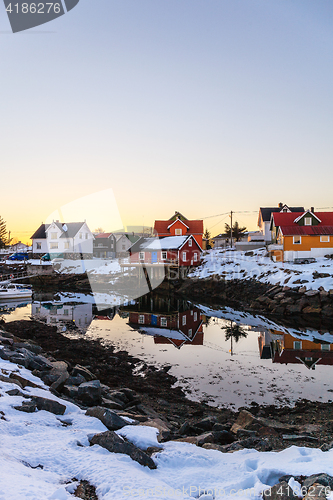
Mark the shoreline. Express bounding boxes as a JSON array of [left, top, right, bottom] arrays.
[[2, 317, 333, 454]]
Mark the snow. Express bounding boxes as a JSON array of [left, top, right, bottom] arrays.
[[190, 248, 333, 291], [1, 356, 333, 500], [144, 236, 188, 250]]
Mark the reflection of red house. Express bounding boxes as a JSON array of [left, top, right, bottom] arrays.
[[261, 330, 333, 369], [129, 308, 204, 348], [154, 211, 204, 248], [129, 235, 202, 266]]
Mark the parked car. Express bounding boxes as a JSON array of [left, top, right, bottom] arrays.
[[7, 253, 29, 261], [294, 257, 316, 264], [41, 253, 51, 261]]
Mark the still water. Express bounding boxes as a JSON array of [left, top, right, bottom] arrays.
[[1, 291, 333, 409]]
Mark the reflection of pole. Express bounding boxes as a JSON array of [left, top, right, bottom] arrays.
[[230, 334, 233, 356], [230, 211, 233, 248]]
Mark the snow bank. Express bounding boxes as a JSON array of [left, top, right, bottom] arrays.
[[190, 249, 333, 291]]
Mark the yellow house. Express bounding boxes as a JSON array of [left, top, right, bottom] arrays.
[[270, 210, 333, 262]]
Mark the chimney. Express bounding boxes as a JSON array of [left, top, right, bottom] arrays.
[[311, 207, 314, 213], [278, 202, 283, 208]]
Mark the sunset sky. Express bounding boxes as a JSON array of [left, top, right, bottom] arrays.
[[1, 0, 333, 244]]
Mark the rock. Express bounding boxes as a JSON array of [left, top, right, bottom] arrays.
[[193, 416, 218, 431], [50, 371, 70, 393], [322, 306, 333, 317], [6, 388, 25, 397], [303, 483, 327, 500], [213, 430, 235, 445], [118, 412, 148, 423], [9, 373, 42, 389], [13, 342, 42, 354], [196, 432, 215, 446], [236, 429, 257, 439], [302, 306, 322, 314], [140, 418, 171, 442], [77, 380, 102, 406], [231, 410, 256, 433], [263, 481, 296, 500], [62, 385, 79, 399], [305, 290, 319, 297], [29, 355, 54, 371], [85, 406, 128, 430], [0, 336, 14, 346], [320, 441, 333, 451], [14, 401, 37, 413], [89, 430, 157, 469], [108, 390, 129, 404], [74, 480, 98, 500], [299, 286, 307, 293], [302, 474, 333, 490], [66, 374, 87, 386], [72, 364, 96, 381], [0, 374, 23, 388], [30, 396, 66, 415], [286, 303, 303, 314], [179, 421, 191, 435], [212, 423, 230, 432], [119, 388, 137, 401], [100, 398, 124, 410], [282, 434, 319, 442]]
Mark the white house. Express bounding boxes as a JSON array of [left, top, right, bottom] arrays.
[[258, 203, 305, 243], [31, 221, 94, 257]]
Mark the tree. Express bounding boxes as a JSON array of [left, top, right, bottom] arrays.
[[224, 321, 248, 355], [0, 216, 7, 249], [204, 228, 212, 249], [224, 221, 247, 242]]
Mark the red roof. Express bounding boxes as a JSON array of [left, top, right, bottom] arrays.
[[154, 219, 203, 235], [272, 212, 333, 236], [95, 233, 112, 238]]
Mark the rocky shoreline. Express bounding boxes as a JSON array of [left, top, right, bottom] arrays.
[[1, 318, 333, 458]]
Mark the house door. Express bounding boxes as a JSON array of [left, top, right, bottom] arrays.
[[151, 315, 158, 325], [151, 251, 158, 263]]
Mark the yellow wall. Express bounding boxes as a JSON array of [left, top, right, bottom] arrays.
[[284, 235, 333, 251]]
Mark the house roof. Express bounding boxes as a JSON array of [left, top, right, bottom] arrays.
[[259, 206, 305, 223], [168, 211, 188, 222], [95, 233, 113, 239], [129, 235, 202, 252], [31, 222, 86, 239], [154, 219, 203, 235], [167, 219, 190, 230], [273, 212, 333, 236], [126, 234, 140, 244]]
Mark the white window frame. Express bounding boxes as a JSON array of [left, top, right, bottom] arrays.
[[51, 232, 57, 240], [193, 252, 198, 262], [304, 217, 312, 226], [79, 233, 83, 239], [175, 228, 182, 235], [138, 315, 145, 324], [50, 243, 58, 250], [139, 252, 145, 260], [64, 241, 70, 250], [188, 328, 192, 337], [320, 235, 330, 243], [182, 251, 187, 261], [182, 315, 186, 326], [293, 236, 301, 245], [188, 239, 192, 247], [194, 312, 197, 321], [36, 242, 42, 250], [161, 251, 167, 260], [293, 341, 302, 350], [160, 317, 167, 327], [85, 233, 88, 240]]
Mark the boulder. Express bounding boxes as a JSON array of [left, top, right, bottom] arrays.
[[62, 385, 79, 399], [14, 401, 37, 413], [140, 418, 171, 442], [100, 398, 124, 411], [77, 380, 102, 406], [50, 371, 70, 393], [66, 374, 86, 386], [85, 406, 128, 430], [9, 373, 42, 389], [303, 474, 333, 490], [263, 481, 296, 500], [89, 430, 156, 469], [303, 484, 327, 500], [31, 396, 66, 415], [72, 364, 96, 381]]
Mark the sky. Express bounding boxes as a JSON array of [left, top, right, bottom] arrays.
[[1, 0, 333, 243]]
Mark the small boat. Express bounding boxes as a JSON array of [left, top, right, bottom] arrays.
[[0, 284, 33, 300]]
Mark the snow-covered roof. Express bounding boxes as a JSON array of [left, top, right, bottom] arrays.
[[143, 236, 188, 250]]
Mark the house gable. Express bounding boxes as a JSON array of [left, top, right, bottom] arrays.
[[293, 211, 321, 226]]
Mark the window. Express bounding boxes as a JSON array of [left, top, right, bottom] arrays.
[[64, 309, 69, 316], [188, 328, 192, 337], [193, 253, 198, 262], [138, 315, 145, 324], [182, 251, 187, 261], [160, 317, 167, 327], [175, 228, 182, 235], [64, 241, 70, 249], [182, 315, 186, 326], [162, 251, 167, 260], [304, 217, 312, 226], [194, 312, 197, 321], [36, 242, 42, 250], [320, 236, 330, 243], [50, 243, 58, 249], [51, 232, 57, 240], [139, 252, 145, 260], [79, 233, 82, 239], [122, 244, 126, 250], [293, 236, 301, 245], [188, 239, 192, 247], [85, 234, 88, 239], [321, 344, 330, 351], [293, 341, 302, 350]]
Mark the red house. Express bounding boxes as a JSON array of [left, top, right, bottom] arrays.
[[154, 211, 204, 248], [129, 235, 202, 267]]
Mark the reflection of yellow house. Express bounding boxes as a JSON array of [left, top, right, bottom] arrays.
[[270, 210, 333, 262], [259, 329, 333, 369]]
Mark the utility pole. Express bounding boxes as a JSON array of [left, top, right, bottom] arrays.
[[230, 211, 233, 248]]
